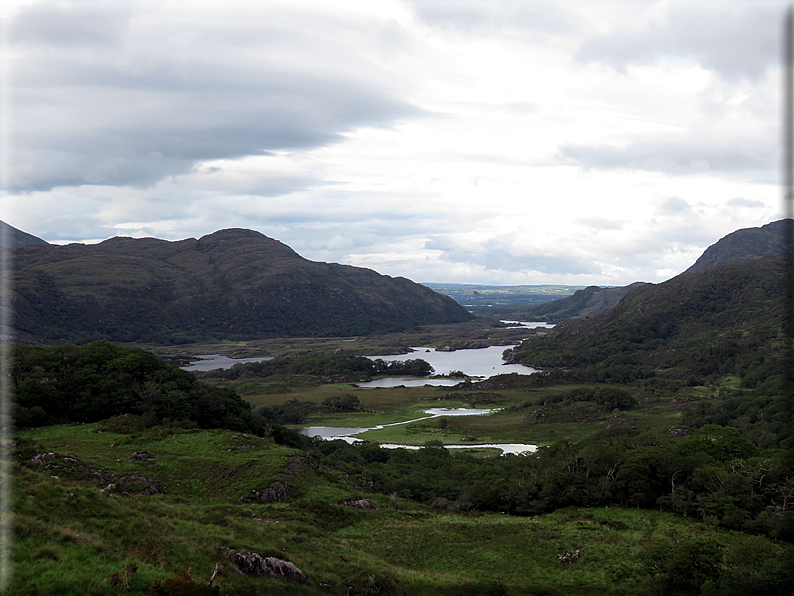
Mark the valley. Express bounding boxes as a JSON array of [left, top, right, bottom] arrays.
[[8, 220, 794, 595]]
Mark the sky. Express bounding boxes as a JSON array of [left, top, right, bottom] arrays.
[[0, 0, 788, 286]]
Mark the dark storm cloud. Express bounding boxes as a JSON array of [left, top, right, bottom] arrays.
[[8, 1, 421, 192], [558, 136, 773, 175], [576, 2, 781, 81]]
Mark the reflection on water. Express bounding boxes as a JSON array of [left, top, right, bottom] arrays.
[[297, 407, 536, 455]]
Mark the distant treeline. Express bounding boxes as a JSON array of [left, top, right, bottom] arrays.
[[196, 352, 434, 381]]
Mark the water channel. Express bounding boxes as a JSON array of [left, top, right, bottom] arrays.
[[181, 354, 273, 372], [297, 408, 537, 455]]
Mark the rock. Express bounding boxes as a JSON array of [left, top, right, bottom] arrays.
[[116, 475, 164, 495], [557, 549, 581, 563], [237, 481, 287, 504], [27, 452, 60, 465], [226, 548, 308, 584], [340, 499, 375, 509], [129, 452, 154, 462]]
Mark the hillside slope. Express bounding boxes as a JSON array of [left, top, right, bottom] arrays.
[[0, 220, 48, 248], [685, 219, 788, 274], [512, 255, 785, 385], [517, 282, 646, 322], [12, 228, 472, 344]]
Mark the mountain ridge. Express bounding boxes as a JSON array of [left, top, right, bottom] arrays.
[[0, 220, 48, 248], [11, 228, 472, 344], [685, 219, 788, 274]]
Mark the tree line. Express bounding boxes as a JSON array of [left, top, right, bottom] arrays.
[[197, 352, 434, 381], [11, 342, 264, 434]]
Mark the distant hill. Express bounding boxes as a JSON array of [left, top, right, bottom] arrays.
[[0, 221, 48, 248], [685, 219, 788, 274], [515, 282, 647, 322], [511, 255, 785, 386], [12, 229, 472, 344]]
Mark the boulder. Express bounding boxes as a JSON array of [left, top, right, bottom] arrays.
[[226, 548, 308, 584]]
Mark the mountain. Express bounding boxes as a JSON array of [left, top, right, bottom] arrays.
[[509, 220, 789, 324], [511, 254, 785, 386], [11, 228, 472, 344], [0, 220, 48, 248], [685, 219, 789, 274], [515, 282, 647, 322]]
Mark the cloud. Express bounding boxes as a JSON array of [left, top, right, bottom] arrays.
[[574, 218, 625, 231], [8, 1, 421, 191], [425, 236, 602, 275], [727, 197, 766, 208], [405, 0, 582, 34], [10, 0, 132, 49], [558, 134, 773, 176], [656, 197, 692, 216], [575, 1, 781, 81]]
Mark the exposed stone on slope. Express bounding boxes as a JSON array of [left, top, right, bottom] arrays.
[[226, 548, 309, 584], [237, 481, 288, 504]]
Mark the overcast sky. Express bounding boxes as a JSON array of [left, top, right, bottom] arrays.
[[0, 0, 787, 285]]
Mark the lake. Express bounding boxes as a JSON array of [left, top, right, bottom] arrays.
[[358, 345, 537, 387], [180, 344, 536, 385]]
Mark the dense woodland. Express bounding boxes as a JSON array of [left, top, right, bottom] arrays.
[[201, 352, 434, 382], [11, 342, 264, 433]]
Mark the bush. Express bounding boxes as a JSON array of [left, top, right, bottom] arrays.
[[322, 394, 362, 411]]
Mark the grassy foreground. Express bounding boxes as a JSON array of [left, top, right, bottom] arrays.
[[10, 422, 794, 595]]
